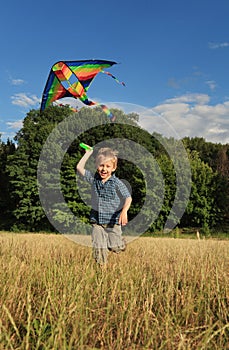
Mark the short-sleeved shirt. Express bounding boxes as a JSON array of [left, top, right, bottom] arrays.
[[84, 170, 131, 225]]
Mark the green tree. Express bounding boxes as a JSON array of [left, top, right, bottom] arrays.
[[6, 106, 72, 231], [181, 150, 221, 227], [0, 138, 16, 229], [183, 137, 229, 229]]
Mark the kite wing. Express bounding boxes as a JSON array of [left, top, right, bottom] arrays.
[[40, 59, 122, 120]]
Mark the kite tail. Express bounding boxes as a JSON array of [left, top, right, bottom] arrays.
[[101, 70, 126, 86], [100, 104, 116, 122], [86, 100, 115, 121], [53, 101, 78, 112]]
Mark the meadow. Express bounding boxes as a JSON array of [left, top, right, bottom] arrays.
[[0, 232, 228, 349]]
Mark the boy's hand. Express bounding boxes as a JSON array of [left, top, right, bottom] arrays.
[[119, 210, 128, 226], [118, 197, 132, 226], [86, 148, 93, 153]]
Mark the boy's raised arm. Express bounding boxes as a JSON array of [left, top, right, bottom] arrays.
[[76, 149, 93, 176]]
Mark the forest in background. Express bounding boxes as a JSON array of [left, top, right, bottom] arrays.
[[0, 105, 228, 235]]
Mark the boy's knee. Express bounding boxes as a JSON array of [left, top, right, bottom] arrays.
[[109, 238, 127, 253]]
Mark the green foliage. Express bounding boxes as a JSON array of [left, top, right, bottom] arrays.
[[0, 139, 16, 229], [0, 107, 228, 234], [201, 222, 211, 237], [6, 106, 73, 231], [181, 150, 228, 228]]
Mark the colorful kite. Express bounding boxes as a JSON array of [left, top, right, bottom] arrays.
[[40, 59, 125, 121]]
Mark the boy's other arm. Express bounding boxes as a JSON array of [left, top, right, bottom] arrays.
[[119, 196, 132, 226], [76, 149, 93, 176]]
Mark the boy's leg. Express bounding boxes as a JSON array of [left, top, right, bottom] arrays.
[[91, 224, 109, 264], [107, 225, 126, 253]]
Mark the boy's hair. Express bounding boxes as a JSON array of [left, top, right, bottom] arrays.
[[96, 147, 118, 169]]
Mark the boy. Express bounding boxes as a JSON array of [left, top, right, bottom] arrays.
[[77, 146, 132, 265]]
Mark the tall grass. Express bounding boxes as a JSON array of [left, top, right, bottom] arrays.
[[0, 233, 228, 349]]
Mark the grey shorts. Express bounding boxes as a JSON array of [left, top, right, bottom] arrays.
[[91, 224, 126, 252]]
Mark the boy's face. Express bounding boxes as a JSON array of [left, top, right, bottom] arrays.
[[97, 158, 116, 181]]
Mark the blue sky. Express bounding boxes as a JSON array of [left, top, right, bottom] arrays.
[[1, 0, 229, 143]]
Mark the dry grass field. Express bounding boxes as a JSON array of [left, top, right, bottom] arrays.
[[0, 232, 228, 349]]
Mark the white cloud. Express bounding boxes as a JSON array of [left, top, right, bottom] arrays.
[[164, 93, 210, 105], [11, 78, 25, 86], [205, 80, 217, 91], [208, 42, 229, 49], [208, 125, 228, 134], [107, 95, 229, 144], [6, 120, 23, 129], [11, 93, 40, 108], [151, 94, 229, 144]]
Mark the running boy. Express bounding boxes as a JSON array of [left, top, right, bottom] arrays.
[[77, 146, 132, 265]]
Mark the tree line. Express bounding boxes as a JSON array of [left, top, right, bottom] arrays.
[[0, 106, 228, 234]]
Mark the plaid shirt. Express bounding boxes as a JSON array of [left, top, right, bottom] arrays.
[[84, 170, 131, 225]]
